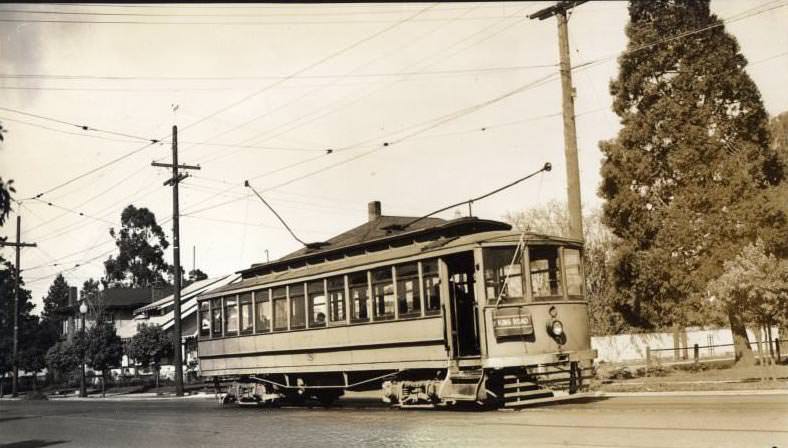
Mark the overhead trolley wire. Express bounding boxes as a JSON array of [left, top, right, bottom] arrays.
[[0, 106, 160, 144]]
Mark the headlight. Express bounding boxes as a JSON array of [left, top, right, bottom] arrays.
[[550, 319, 564, 336]]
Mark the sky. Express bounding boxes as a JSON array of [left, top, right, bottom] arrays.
[[1, 1, 786, 314]]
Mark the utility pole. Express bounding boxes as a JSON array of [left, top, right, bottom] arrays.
[[151, 125, 200, 396], [0, 216, 37, 397], [530, 1, 586, 241]]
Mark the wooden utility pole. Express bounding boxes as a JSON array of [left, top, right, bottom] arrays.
[[530, 1, 586, 241], [0, 216, 37, 397], [151, 125, 200, 396]]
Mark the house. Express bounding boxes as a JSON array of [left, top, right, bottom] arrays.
[[63, 287, 153, 339]]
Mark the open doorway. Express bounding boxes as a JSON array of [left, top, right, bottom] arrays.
[[445, 252, 480, 358]]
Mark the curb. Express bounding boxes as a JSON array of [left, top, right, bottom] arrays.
[[596, 389, 788, 397]]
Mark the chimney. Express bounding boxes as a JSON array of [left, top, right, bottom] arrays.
[[68, 287, 77, 306], [368, 201, 382, 222]]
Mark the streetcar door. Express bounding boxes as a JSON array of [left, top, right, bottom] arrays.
[[446, 253, 480, 358]]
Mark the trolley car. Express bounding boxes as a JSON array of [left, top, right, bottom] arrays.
[[196, 201, 595, 408]]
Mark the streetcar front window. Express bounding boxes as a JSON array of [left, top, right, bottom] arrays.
[[564, 248, 584, 297], [529, 246, 563, 299], [484, 247, 525, 304]]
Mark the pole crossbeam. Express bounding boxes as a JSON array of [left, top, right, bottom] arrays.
[[152, 125, 199, 397]]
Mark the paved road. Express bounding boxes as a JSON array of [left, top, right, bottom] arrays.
[[0, 394, 786, 448]]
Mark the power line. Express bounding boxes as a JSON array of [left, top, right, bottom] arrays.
[[0, 106, 160, 143], [0, 63, 557, 82], [0, 14, 530, 26]]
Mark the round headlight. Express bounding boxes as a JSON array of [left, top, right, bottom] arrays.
[[551, 320, 564, 336]]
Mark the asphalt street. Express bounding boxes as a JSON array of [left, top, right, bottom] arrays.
[[0, 393, 786, 448]]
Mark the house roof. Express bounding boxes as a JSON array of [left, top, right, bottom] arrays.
[[132, 275, 239, 332], [99, 288, 152, 309]]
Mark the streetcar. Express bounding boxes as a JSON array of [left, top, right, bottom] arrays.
[[196, 201, 595, 408]]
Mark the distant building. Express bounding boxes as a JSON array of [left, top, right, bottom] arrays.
[[64, 287, 152, 339]]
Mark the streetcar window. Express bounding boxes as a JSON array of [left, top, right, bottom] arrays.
[[349, 272, 370, 322], [529, 245, 563, 298], [396, 263, 420, 317], [484, 247, 524, 304], [224, 296, 239, 336], [211, 298, 223, 337], [308, 281, 327, 328], [199, 301, 210, 337], [327, 276, 346, 323], [564, 248, 584, 297], [239, 293, 253, 335], [289, 284, 306, 330], [422, 259, 441, 314], [254, 290, 271, 333], [372, 267, 395, 320], [272, 287, 287, 331]]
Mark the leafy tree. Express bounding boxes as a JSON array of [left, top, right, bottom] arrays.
[[80, 278, 100, 302], [708, 240, 788, 330], [598, 1, 787, 360], [18, 314, 58, 390], [504, 201, 628, 335], [41, 274, 72, 336], [188, 269, 208, 283], [104, 205, 171, 288], [46, 339, 82, 385], [126, 323, 172, 388], [84, 321, 123, 397]]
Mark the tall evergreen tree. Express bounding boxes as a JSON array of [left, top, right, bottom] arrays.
[[598, 1, 786, 361], [41, 274, 71, 334], [104, 205, 171, 288]]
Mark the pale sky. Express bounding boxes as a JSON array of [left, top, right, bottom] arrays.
[[1, 1, 786, 314]]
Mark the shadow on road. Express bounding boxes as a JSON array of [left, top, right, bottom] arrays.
[[0, 441, 68, 448]]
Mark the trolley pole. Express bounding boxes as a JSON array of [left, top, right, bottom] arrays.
[[0, 216, 37, 397], [530, 1, 586, 241], [152, 125, 200, 396]]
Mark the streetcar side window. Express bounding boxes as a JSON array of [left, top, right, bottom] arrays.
[[422, 259, 441, 315], [529, 245, 563, 299], [396, 263, 420, 317], [199, 301, 210, 337], [272, 287, 288, 331], [372, 267, 395, 320], [211, 298, 223, 337], [255, 290, 271, 333], [239, 293, 253, 335], [224, 296, 239, 336], [564, 248, 584, 297], [327, 276, 346, 323], [289, 284, 306, 330], [484, 247, 525, 304], [308, 280, 327, 328], [349, 272, 370, 322]]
